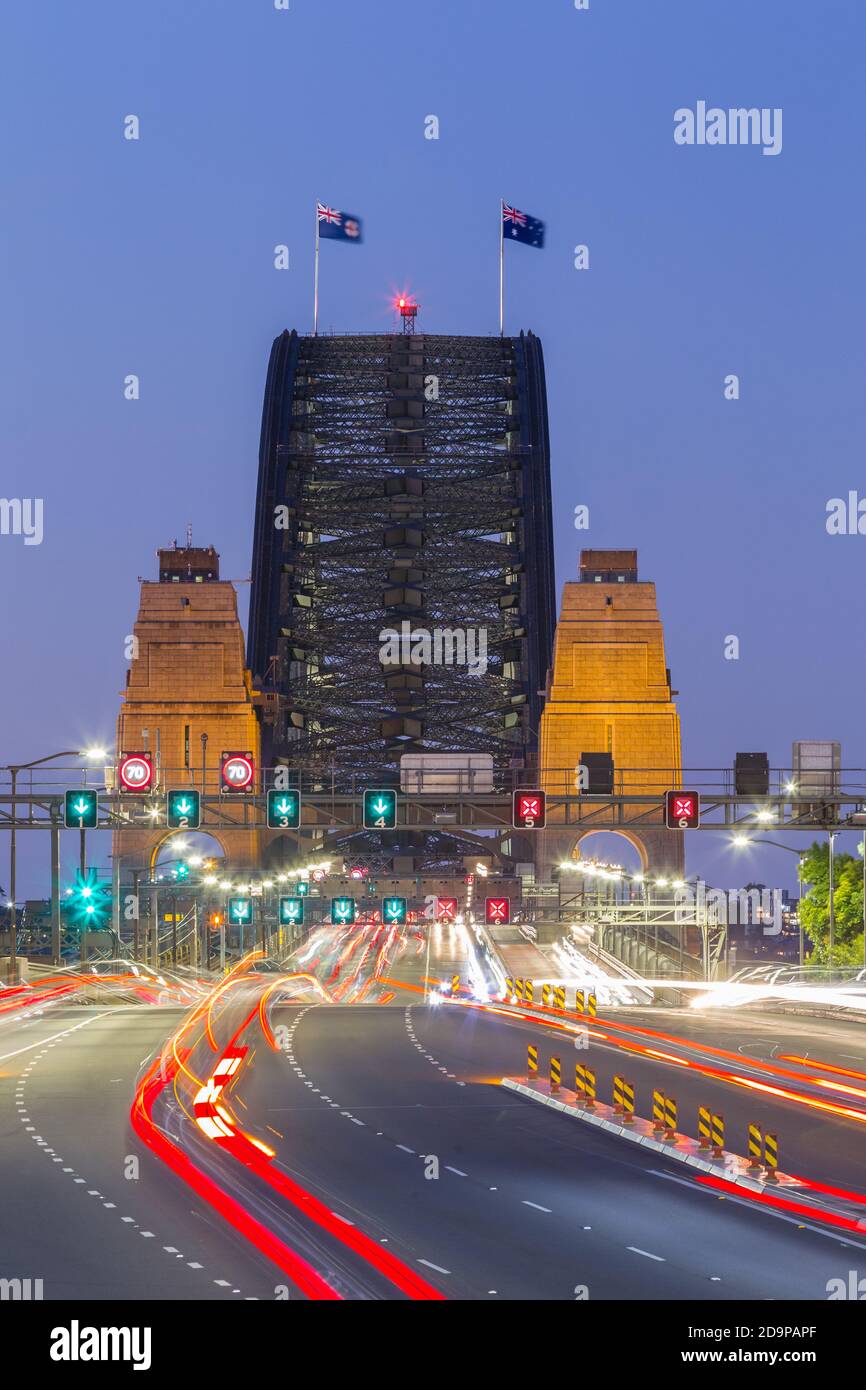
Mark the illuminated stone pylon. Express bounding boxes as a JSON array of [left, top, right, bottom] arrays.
[[538, 550, 684, 876], [113, 544, 262, 875]]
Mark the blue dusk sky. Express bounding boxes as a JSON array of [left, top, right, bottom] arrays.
[[2, 0, 865, 895]]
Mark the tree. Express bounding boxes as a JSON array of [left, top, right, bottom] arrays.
[[798, 840, 864, 965]]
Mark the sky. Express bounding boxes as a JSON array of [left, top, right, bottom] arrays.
[[2, 0, 865, 897]]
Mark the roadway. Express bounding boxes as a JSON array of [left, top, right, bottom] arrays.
[[235, 999, 864, 1299], [0, 1003, 281, 1299], [3, 955, 865, 1301]]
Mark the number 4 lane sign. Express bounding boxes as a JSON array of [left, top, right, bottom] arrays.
[[363, 789, 397, 829]]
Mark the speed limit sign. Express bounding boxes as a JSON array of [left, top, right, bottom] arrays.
[[118, 753, 154, 792], [220, 752, 255, 792]]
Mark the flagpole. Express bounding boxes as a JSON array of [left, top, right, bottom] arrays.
[[313, 204, 320, 336], [499, 198, 504, 336]]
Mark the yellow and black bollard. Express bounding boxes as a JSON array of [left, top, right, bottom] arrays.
[[698, 1106, 712, 1150], [527, 1044, 538, 1081], [505, 976, 514, 1001], [525, 979, 534, 1005], [763, 1132, 779, 1179], [550, 1055, 561, 1093], [575, 1062, 587, 1102], [452, 974, 460, 995], [554, 985, 566, 1011], [622, 1079, 635, 1125], [711, 1113, 725, 1158], [652, 1089, 666, 1132], [515, 977, 524, 1002], [542, 983, 552, 1008], [612, 1075, 624, 1114], [575, 989, 585, 1013], [663, 1095, 678, 1139], [587, 992, 597, 1018], [748, 1123, 763, 1170], [585, 1067, 597, 1108]]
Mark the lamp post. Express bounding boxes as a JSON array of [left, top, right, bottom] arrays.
[[731, 835, 808, 967], [2, 747, 106, 981], [828, 831, 838, 966]]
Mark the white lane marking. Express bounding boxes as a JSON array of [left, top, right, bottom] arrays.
[[188, 1262, 203, 1269], [330, 1212, 355, 1225], [445, 1166, 467, 1177], [628, 1246, 665, 1262], [350, 1117, 365, 1126], [522, 1201, 552, 1213], [0, 1011, 110, 1062], [418, 1259, 450, 1275], [396, 1144, 415, 1153]]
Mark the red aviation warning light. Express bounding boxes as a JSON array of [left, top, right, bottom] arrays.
[[665, 790, 700, 829], [118, 753, 154, 792], [436, 896, 458, 923], [220, 752, 255, 793], [512, 789, 546, 830], [395, 294, 419, 332], [485, 897, 510, 926]]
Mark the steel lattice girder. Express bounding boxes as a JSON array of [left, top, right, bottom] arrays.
[[248, 330, 556, 783]]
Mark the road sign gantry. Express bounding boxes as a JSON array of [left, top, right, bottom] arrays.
[[8, 774, 866, 833]]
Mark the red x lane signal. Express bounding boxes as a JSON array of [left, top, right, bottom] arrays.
[[436, 897, 458, 923], [665, 790, 700, 829], [512, 789, 546, 830], [485, 897, 510, 926]]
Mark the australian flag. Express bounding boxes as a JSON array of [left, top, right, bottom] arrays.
[[502, 202, 545, 248], [317, 202, 363, 243]]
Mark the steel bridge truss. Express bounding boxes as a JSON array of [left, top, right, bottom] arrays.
[[247, 330, 556, 786]]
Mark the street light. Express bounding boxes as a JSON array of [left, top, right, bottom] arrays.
[[2, 747, 106, 979], [731, 835, 808, 966]]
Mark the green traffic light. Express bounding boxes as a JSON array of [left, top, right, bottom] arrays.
[[363, 788, 397, 829], [64, 789, 98, 829], [167, 789, 201, 829], [382, 896, 407, 925], [279, 896, 305, 926], [267, 788, 301, 829], [67, 870, 110, 928]]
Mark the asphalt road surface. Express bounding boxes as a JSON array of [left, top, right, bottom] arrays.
[[235, 1000, 865, 1299], [0, 1004, 283, 1300], [3, 985, 864, 1300]]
